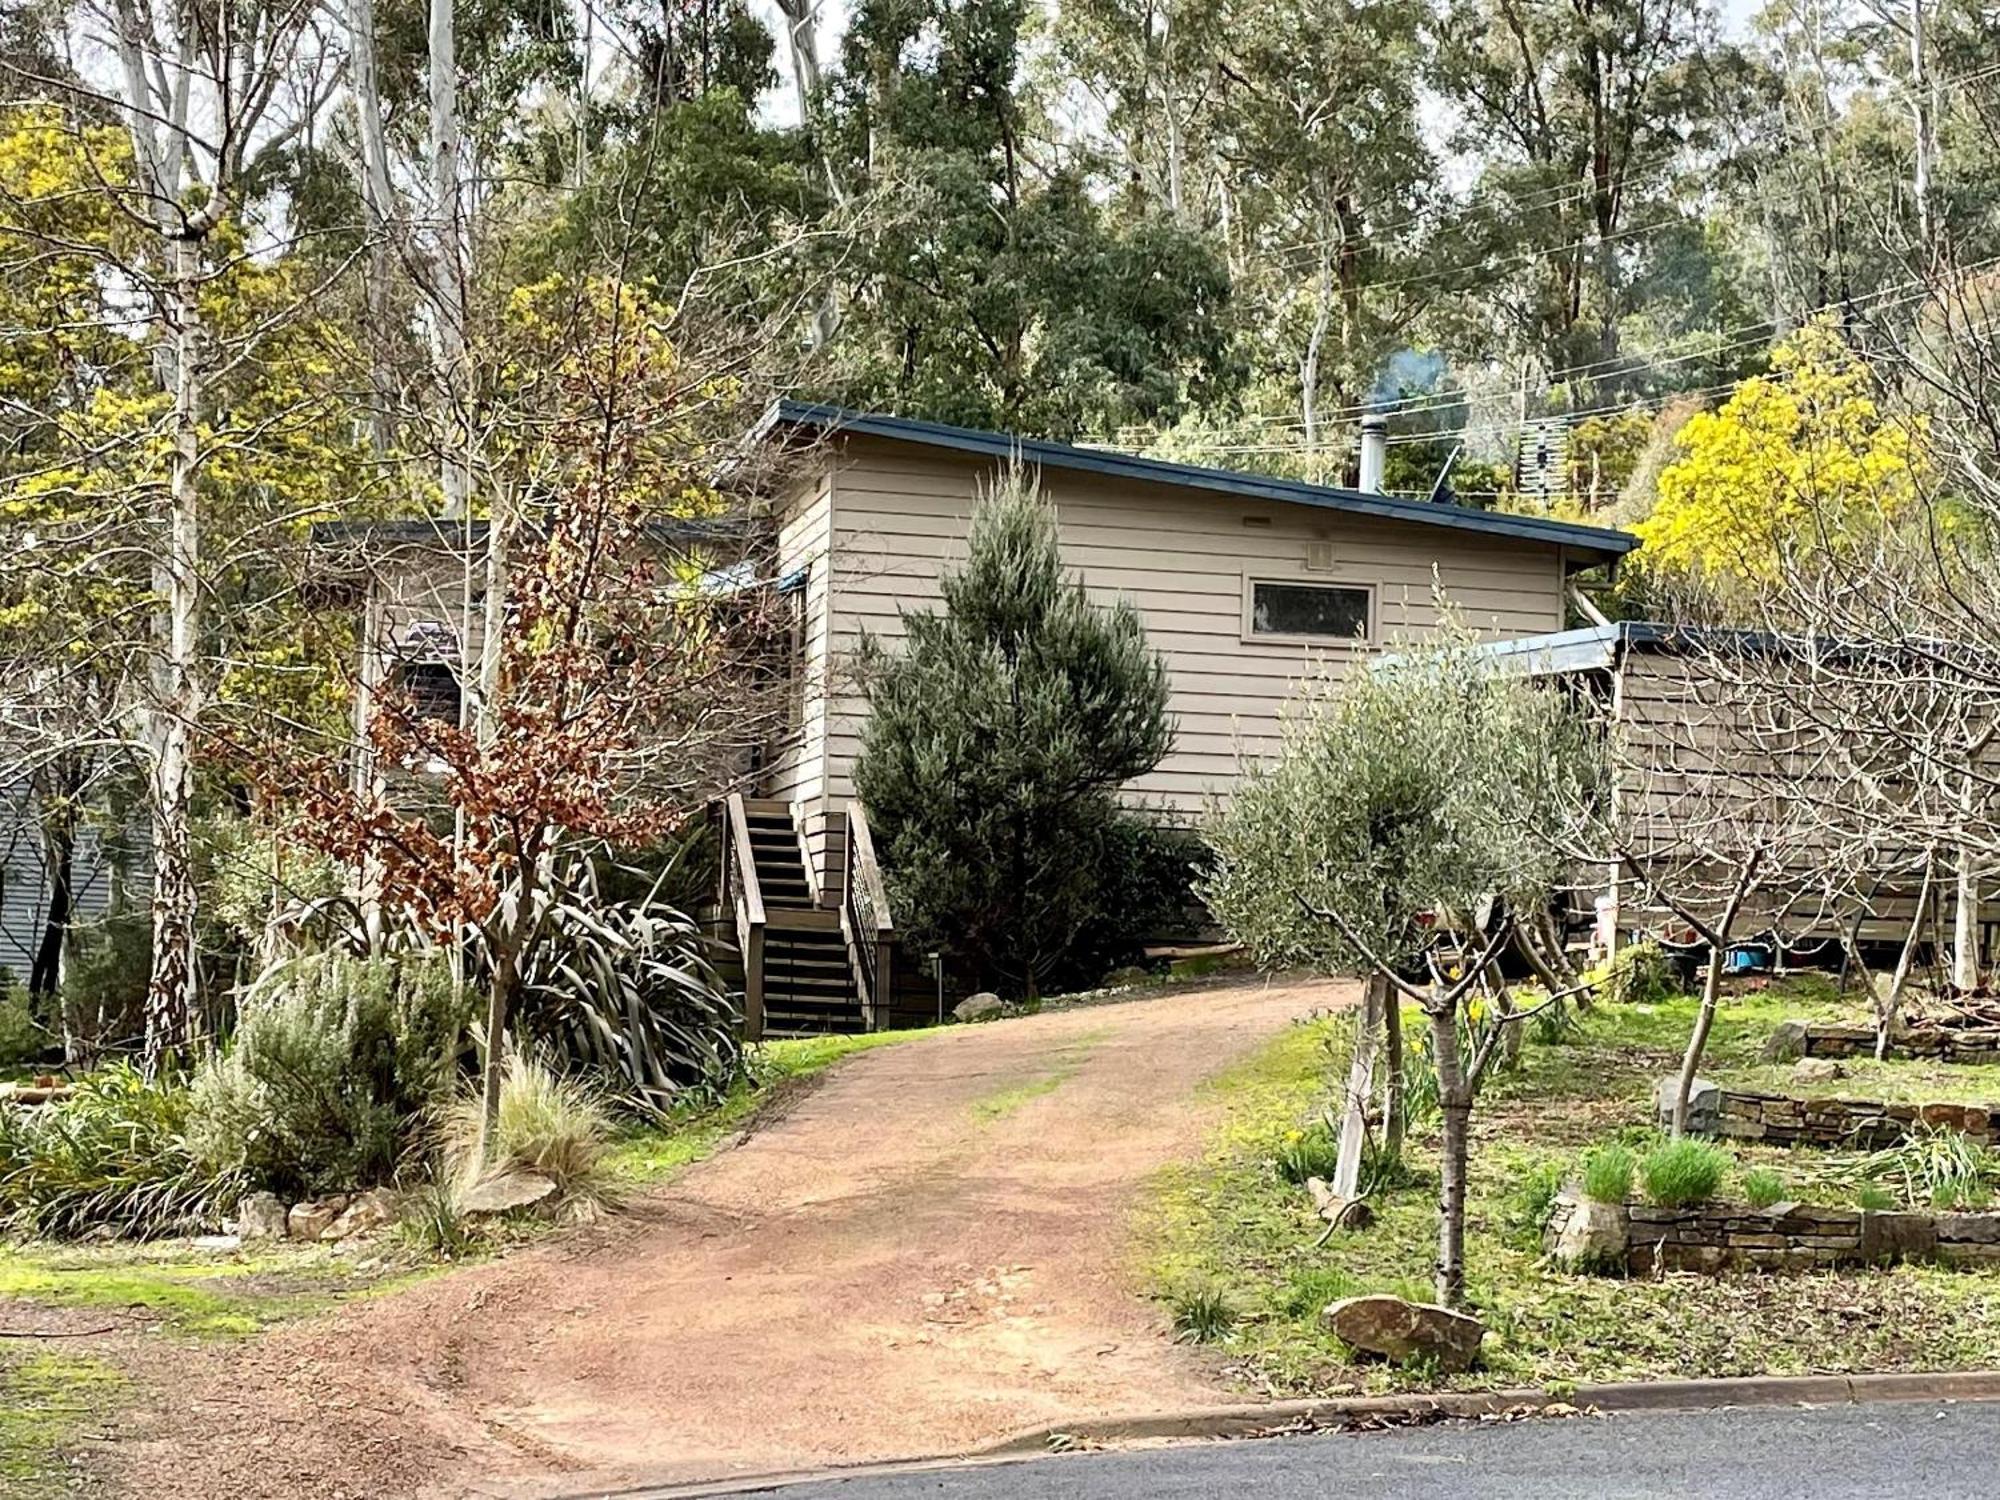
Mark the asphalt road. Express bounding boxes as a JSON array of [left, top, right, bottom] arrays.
[[713, 1400, 2000, 1499]]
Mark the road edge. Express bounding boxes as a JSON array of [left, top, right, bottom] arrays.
[[611, 1369, 2000, 1498], [973, 1368, 2000, 1454]]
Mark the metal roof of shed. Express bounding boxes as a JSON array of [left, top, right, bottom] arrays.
[[755, 399, 1639, 567]]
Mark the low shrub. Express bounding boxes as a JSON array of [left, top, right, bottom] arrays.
[[447, 1051, 615, 1209], [0, 1063, 240, 1238], [1580, 1144, 1636, 1205], [1741, 1167, 1788, 1209], [1274, 1122, 1341, 1186], [1590, 941, 1680, 1007], [0, 982, 41, 1066], [188, 951, 465, 1199], [1508, 1159, 1567, 1243], [1168, 1283, 1237, 1344], [1530, 993, 1579, 1046], [1640, 1139, 1729, 1208]]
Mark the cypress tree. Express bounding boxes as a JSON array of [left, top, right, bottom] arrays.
[[854, 469, 1174, 998]]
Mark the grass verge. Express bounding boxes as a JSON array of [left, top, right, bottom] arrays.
[[1142, 975, 2000, 1396], [0, 1350, 122, 1494]]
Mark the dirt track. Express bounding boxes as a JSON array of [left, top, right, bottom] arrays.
[[108, 976, 1346, 1498]]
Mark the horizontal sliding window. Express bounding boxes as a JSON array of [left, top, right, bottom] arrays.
[[1247, 580, 1371, 642]]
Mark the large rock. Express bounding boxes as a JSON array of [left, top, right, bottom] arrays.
[[287, 1195, 350, 1242], [1323, 1294, 1486, 1373], [233, 1191, 289, 1242], [326, 1187, 398, 1241], [1656, 1075, 1721, 1133], [1550, 1193, 1628, 1268], [459, 1171, 561, 1218], [953, 992, 1005, 1024], [1793, 1057, 1846, 1083]]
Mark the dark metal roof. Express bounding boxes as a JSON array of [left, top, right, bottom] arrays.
[[308, 515, 750, 567], [1461, 620, 1951, 677], [756, 399, 1639, 565]]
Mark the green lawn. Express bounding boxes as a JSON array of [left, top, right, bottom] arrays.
[[1142, 975, 2000, 1396]]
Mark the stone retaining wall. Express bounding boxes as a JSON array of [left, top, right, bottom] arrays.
[[1545, 1192, 2000, 1274], [1675, 1080, 2000, 1148], [1765, 1019, 2000, 1067]]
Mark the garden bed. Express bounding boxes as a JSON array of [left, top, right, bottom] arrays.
[[1545, 1192, 2000, 1274], [1679, 1081, 2000, 1149], [1768, 1019, 2000, 1067], [1142, 975, 2000, 1396]]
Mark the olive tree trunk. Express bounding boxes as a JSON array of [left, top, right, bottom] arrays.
[[1427, 1006, 1473, 1308]]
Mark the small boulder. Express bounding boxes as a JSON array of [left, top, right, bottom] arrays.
[[233, 1191, 289, 1242], [1305, 1176, 1373, 1230], [1762, 1021, 1809, 1063], [459, 1171, 561, 1218], [1655, 1075, 1721, 1133], [1793, 1057, 1846, 1083], [1549, 1193, 1628, 1268], [953, 992, 1005, 1024], [326, 1187, 398, 1241], [287, 1195, 350, 1242], [1323, 1294, 1486, 1373]]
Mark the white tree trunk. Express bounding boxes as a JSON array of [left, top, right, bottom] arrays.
[[429, 0, 472, 517], [1910, 0, 1934, 252], [350, 0, 402, 458], [144, 235, 204, 1075]]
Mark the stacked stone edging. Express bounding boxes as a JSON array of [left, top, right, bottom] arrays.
[[1766, 1019, 2000, 1067], [1546, 1192, 2000, 1274], [1670, 1078, 2000, 1148]]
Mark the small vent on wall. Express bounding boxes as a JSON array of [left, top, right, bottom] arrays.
[[1242, 515, 1273, 528], [1304, 541, 1337, 572]]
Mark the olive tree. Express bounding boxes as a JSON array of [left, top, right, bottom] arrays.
[[1203, 634, 1606, 1307]]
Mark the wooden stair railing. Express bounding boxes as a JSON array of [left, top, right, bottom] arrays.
[[721, 792, 767, 1040], [840, 802, 896, 1029]]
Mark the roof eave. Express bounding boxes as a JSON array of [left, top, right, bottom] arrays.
[[760, 399, 1639, 566]]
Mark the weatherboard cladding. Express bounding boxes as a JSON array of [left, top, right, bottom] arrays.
[[760, 424, 1591, 889], [762, 400, 1639, 565]]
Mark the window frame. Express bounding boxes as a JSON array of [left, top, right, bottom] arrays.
[[1239, 572, 1376, 648]]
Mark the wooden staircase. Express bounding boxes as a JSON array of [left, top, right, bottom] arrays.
[[724, 797, 867, 1037]]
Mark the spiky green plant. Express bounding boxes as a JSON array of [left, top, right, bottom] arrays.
[[0, 1063, 242, 1239], [448, 1051, 617, 1210], [1640, 1139, 1729, 1208], [1169, 1283, 1238, 1344], [1581, 1143, 1637, 1204], [1862, 1124, 1997, 1209], [1741, 1167, 1788, 1208]]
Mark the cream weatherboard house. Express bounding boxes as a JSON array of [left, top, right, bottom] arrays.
[[326, 404, 1636, 1037], [724, 402, 1637, 1034]]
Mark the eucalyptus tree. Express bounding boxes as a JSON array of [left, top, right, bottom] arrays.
[[1429, 0, 1743, 389], [0, 0, 352, 1071], [813, 0, 1238, 439]]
